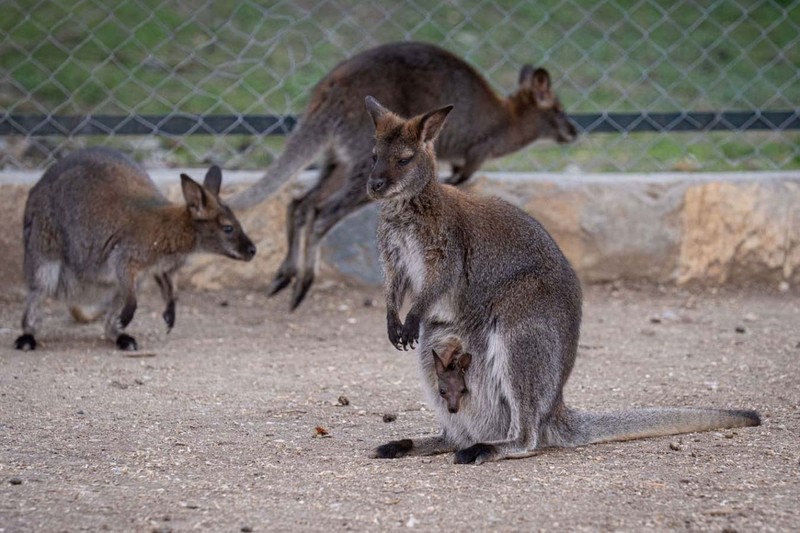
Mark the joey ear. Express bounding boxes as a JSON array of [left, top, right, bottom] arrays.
[[181, 174, 209, 218], [532, 68, 553, 106], [432, 349, 446, 374], [365, 96, 390, 129], [458, 352, 472, 372], [203, 165, 222, 196], [418, 104, 453, 143]]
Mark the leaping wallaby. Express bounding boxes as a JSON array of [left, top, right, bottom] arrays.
[[14, 147, 256, 352], [364, 97, 760, 465], [228, 41, 577, 309]]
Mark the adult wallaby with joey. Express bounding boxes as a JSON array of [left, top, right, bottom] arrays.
[[364, 96, 760, 465], [14, 147, 256, 352], [432, 338, 472, 415], [228, 41, 577, 310]]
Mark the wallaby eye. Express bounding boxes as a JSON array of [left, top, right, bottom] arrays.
[[460, 388, 468, 395], [439, 389, 447, 397], [371, 153, 377, 162], [398, 154, 414, 167], [221, 225, 234, 234]]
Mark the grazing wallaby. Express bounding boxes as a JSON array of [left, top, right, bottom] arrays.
[[228, 41, 577, 309], [14, 147, 256, 352], [432, 339, 472, 415], [364, 97, 760, 465]]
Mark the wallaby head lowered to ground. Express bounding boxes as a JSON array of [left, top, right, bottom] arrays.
[[432, 338, 472, 414], [228, 41, 577, 310], [364, 96, 760, 465], [14, 147, 256, 352]]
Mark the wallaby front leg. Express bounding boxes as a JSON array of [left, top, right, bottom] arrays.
[[384, 266, 409, 350], [154, 271, 176, 332], [371, 434, 455, 459], [15, 287, 48, 351], [443, 156, 483, 186]]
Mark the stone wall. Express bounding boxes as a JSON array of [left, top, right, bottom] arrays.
[[1, 171, 798, 297]]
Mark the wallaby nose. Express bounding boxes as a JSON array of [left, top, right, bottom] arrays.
[[368, 178, 386, 195], [247, 243, 257, 258], [448, 406, 458, 414]]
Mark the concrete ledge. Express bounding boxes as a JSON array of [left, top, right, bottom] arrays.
[[1, 170, 799, 293]]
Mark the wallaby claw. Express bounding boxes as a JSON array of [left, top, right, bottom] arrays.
[[14, 334, 37, 351], [116, 334, 138, 351], [266, 272, 293, 297]]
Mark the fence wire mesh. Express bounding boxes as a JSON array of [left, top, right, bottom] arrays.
[[1, 0, 798, 172]]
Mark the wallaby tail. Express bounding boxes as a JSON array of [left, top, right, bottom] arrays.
[[227, 120, 329, 210], [553, 407, 760, 447]]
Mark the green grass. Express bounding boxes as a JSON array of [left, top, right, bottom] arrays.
[[1, 0, 798, 171]]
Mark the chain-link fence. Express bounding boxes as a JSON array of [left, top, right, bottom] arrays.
[[1, 0, 798, 172]]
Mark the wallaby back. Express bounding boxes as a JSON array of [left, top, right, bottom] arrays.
[[15, 147, 255, 351]]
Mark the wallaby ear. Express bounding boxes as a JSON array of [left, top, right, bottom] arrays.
[[432, 349, 446, 374], [365, 96, 390, 129], [181, 174, 209, 218], [203, 165, 222, 196], [458, 352, 472, 372], [518, 64, 536, 87], [418, 104, 453, 143], [520, 66, 553, 106]]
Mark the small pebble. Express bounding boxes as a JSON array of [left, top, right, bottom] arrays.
[[77, 410, 85, 415], [363, 297, 375, 307], [241, 527, 253, 533], [9, 477, 22, 485], [337, 395, 350, 406], [735, 326, 746, 334], [779, 281, 790, 293], [743, 313, 758, 322], [640, 328, 656, 337], [219, 300, 229, 307], [382, 413, 397, 423], [669, 441, 682, 451]]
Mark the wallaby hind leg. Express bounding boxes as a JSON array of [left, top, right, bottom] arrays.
[[15, 260, 62, 351], [289, 158, 372, 310], [267, 157, 339, 297], [104, 272, 139, 351]]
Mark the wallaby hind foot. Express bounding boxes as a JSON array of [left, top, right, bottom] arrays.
[[14, 334, 37, 351]]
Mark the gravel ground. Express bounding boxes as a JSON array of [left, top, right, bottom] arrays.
[[1, 282, 798, 532]]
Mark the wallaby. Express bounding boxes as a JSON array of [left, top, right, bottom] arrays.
[[228, 41, 577, 309], [432, 338, 472, 414], [364, 97, 760, 465], [14, 147, 256, 352]]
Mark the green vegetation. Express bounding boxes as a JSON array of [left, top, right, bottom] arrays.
[[1, 0, 798, 170]]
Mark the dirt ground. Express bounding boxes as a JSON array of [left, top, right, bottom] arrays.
[[1, 281, 798, 532]]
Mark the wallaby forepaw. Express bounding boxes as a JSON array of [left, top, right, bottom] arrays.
[[454, 443, 497, 465], [371, 439, 413, 459], [14, 334, 37, 351], [443, 173, 469, 186], [162, 301, 176, 332], [400, 314, 420, 350], [116, 334, 138, 351]]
